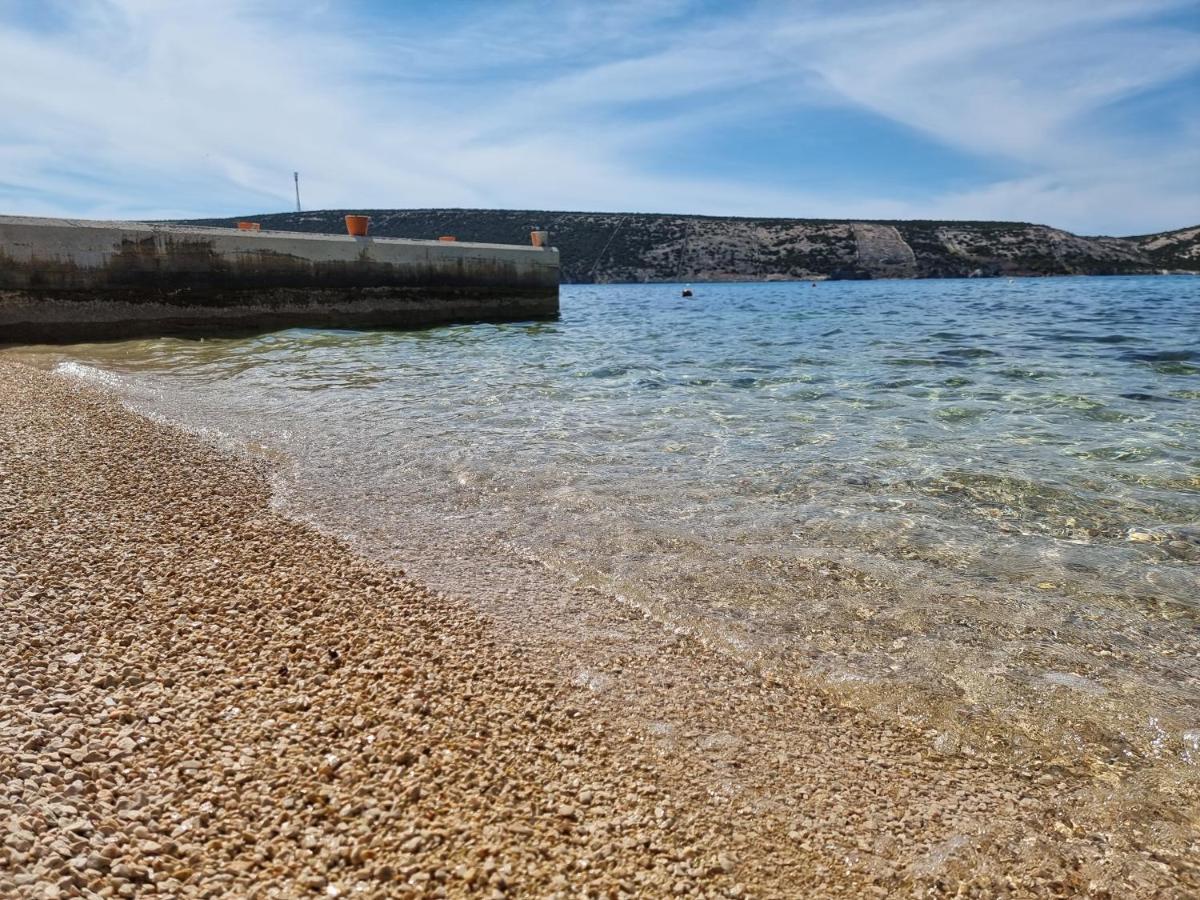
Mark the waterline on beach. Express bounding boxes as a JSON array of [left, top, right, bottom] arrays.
[[13, 276, 1200, 777]]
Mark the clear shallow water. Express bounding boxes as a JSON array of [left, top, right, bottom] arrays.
[[19, 276, 1200, 771]]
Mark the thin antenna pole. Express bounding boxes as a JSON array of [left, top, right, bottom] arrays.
[[588, 214, 625, 282], [294, 172, 302, 213], [676, 218, 691, 281]]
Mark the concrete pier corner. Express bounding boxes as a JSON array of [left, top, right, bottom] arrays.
[[0, 215, 560, 344]]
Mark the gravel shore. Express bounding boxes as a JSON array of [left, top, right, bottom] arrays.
[[2, 359, 1197, 898]]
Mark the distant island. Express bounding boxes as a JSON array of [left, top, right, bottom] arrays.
[[183, 210, 1200, 283]]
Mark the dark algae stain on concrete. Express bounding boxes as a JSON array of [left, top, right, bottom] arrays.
[[0, 215, 559, 343]]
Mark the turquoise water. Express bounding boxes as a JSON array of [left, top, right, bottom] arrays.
[[26, 276, 1200, 769]]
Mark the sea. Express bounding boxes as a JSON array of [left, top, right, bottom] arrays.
[[16, 275, 1200, 779]]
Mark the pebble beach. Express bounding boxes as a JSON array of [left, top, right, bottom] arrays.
[[2, 358, 1198, 899]]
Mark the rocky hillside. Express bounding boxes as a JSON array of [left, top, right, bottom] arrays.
[[1122, 225, 1200, 272], [183, 210, 1200, 283]]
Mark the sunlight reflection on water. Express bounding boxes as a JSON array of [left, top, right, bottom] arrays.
[[22, 275, 1200, 771]]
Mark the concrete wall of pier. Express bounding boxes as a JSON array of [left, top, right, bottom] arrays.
[[0, 215, 559, 343]]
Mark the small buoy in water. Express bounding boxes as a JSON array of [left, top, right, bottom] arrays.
[[811, 281, 817, 287], [681, 287, 693, 297]]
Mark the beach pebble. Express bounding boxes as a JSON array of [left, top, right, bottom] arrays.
[[1, 359, 1192, 900]]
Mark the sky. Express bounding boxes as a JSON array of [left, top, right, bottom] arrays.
[[0, 0, 1197, 235]]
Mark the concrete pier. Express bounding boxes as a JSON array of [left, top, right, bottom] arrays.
[[0, 215, 559, 344]]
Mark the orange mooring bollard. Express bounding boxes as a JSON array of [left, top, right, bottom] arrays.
[[531, 230, 548, 248], [345, 215, 370, 237], [237, 221, 261, 231], [438, 235, 457, 242]]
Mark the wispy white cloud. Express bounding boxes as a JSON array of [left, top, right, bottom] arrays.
[[0, 0, 1195, 233]]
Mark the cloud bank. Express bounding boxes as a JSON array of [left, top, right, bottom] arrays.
[[0, 0, 1196, 234]]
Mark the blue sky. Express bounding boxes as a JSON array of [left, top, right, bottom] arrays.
[[0, 0, 1197, 235]]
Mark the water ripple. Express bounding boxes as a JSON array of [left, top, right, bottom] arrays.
[[22, 275, 1200, 773]]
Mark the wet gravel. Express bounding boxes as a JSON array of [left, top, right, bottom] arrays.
[[1, 360, 1197, 898]]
